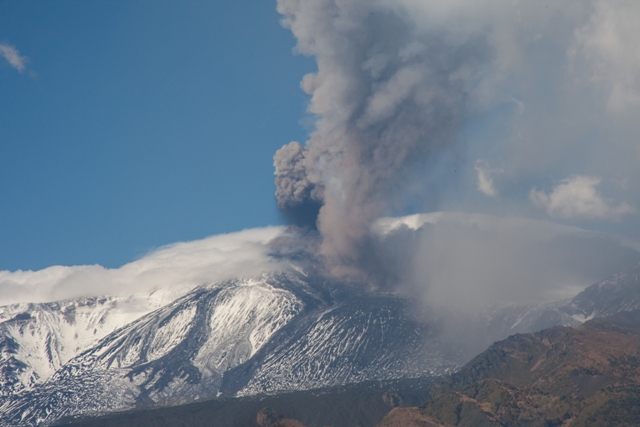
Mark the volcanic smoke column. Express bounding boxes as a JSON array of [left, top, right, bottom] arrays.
[[274, 0, 486, 281]]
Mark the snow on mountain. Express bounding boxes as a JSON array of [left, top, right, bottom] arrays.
[[0, 295, 167, 399], [60, 274, 304, 407], [2, 258, 640, 426], [567, 261, 640, 317], [0, 272, 454, 426], [234, 296, 454, 397], [0, 273, 308, 425], [0, 225, 283, 405], [483, 261, 640, 345]]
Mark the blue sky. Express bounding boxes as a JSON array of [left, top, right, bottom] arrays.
[[1, 0, 639, 309], [0, 1, 314, 270], [2, 0, 640, 302]]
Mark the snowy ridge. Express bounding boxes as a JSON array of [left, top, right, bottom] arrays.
[[0, 295, 168, 398], [3, 262, 640, 426], [0, 272, 453, 426], [0, 273, 310, 425], [481, 261, 640, 348], [236, 297, 454, 396]]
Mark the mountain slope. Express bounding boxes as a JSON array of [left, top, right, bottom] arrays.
[[378, 310, 640, 427], [53, 377, 434, 427], [0, 274, 306, 425], [4, 261, 640, 427], [0, 295, 170, 399], [480, 261, 640, 352], [0, 272, 452, 426], [52, 266, 640, 427]]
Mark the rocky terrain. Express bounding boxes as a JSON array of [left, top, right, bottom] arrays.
[[378, 310, 640, 427]]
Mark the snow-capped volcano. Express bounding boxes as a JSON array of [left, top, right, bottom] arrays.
[[1, 215, 639, 426], [0, 271, 454, 426], [0, 266, 640, 426], [2, 261, 640, 426]]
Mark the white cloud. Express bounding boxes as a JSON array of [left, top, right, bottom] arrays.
[[474, 160, 500, 197], [0, 227, 287, 306], [380, 212, 640, 309], [372, 1, 640, 236], [0, 43, 27, 72], [571, 0, 640, 112], [530, 175, 633, 220]]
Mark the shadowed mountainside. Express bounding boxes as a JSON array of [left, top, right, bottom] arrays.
[[53, 377, 433, 427]]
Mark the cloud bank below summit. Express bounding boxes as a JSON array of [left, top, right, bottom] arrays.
[[2, 214, 638, 311], [0, 227, 286, 306]]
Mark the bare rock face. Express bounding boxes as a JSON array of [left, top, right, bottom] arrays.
[[256, 407, 311, 427]]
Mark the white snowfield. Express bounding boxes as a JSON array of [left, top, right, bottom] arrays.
[[1, 261, 640, 426], [0, 296, 155, 395]]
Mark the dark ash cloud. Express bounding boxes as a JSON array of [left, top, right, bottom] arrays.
[[274, 141, 323, 228]]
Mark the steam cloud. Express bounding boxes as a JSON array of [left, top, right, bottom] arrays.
[[274, 0, 640, 283]]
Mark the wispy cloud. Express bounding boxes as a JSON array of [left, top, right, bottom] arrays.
[[530, 175, 633, 220], [0, 227, 286, 306], [474, 160, 501, 197], [0, 43, 27, 72]]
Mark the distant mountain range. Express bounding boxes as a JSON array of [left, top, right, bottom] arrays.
[[2, 262, 640, 426]]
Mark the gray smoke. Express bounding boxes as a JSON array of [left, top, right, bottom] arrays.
[[274, 141, 324, 227], [274, 0, 640, 285], [274, 141, 318, 209], [274, 0, 488, 280]]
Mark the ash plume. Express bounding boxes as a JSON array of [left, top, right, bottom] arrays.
[[274, 0, 640, 288], [274, 0, 487, 282], [274, 141, 323, 228]]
